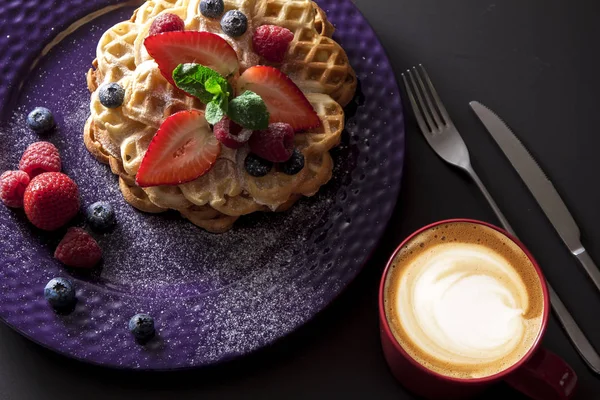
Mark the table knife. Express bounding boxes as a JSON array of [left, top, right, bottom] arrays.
[[470, 100, 600, 374], [470, 101, 600, 293]]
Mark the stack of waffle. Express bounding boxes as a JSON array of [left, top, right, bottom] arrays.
[[85, 0, 356, 232]]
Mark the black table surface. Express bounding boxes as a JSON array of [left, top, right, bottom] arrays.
[[2, 0, 600, 399]]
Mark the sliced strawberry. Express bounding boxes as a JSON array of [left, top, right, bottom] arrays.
[[136, 110, 220, 187], [236, 66, 321, 131], [144, 31, 239, 86]]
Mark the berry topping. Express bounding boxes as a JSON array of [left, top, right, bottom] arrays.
[[54, 227, 102, 269], [19, 141, 61, 178], [213, 117, 253, 149], [237, 66, 320, 131], [129, 313, 156, 343], [44, 277, 76, 309], [24, 172, 80, 231], [221, 10, 248, 37], [144, 31, 239, 86], [27, 107, 55, 133], [252, 25, 294, 63], [136, 110, 221, 187], [148, 13, 185, 36], [98, 82, 125, 109], [0, 170, 29, 208], [86, 201, 116, 232], [249, 122, 294, 162], [199, 0, 224, 19], [280, 148, 305, 175], [244, 153, 273, 177]]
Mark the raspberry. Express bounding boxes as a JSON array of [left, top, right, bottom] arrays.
[[19, 141, 61, 178], [54, 227, 102, 269], [148, 13, 185, 36], [24, 172, 80, 231], [213, 117, 253, 149], [249, 122, 294, 162], [0, 170, 30, 208], [252, 25, 294, 63]]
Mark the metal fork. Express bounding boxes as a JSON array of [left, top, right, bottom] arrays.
[[402, 64, 600, 374], [402, 65, 512, 232]]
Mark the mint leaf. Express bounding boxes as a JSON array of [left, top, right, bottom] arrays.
[[172, 63, 229, 104], [205, 102, 225, 125], [205, 77, 224, 95], [228, 91, 270, 130], [205, 77, 230, 114]]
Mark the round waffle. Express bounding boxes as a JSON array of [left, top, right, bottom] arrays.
[[85, 0, 356, 232]]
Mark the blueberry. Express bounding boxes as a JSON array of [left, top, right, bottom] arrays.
[[27, 107, 55, 133], [221, 10, 248, 37], [199, 0, 224, 19], [245, 153, 272, 177], [280, 149, 305, 175], [98, 82, 125, 109], [86, 201, 116, 232], [129, 313, 156, 342], [44, 277, 76, 309]]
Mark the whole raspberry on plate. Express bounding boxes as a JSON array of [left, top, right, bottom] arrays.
[[252, 25, 294, 63], [19, 141, 62, 178], [0, 170, 30, 208], [24, 172, 80, 231], [55, 227, 102, 269]]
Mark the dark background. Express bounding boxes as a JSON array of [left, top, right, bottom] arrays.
[[1, 0, 599, 398]]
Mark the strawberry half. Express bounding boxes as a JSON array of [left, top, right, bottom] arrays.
[[136, 110, 220, 187], [144, 31, 239, 86], [236, 66, 320, 131]]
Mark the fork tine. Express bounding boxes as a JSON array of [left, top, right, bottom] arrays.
[[401, 72, 430, 135], [418, 64, 452, 125], [405, 68, 436, 133], [413, 66, 443, 129]]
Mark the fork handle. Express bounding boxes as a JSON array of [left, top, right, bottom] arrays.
[[465, 165, 600, 375], [465, 165, 516, 235]]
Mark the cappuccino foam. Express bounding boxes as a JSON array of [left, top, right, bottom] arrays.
[[384, 222, 545, 379]]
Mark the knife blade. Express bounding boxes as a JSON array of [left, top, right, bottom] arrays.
[[470, 100, 600, 292]]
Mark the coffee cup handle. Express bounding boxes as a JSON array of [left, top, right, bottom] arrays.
[[505, 348, 577, 400]]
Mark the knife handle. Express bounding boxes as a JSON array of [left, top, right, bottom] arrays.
[[548, 284, 600, 374], [573, 248, 600, 293], [466, 165, 600, 375]]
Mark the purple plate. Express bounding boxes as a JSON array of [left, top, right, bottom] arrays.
[[0, 0, 404, 369]]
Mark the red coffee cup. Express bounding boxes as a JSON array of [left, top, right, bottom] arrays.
[[378, 219, 577, 400]]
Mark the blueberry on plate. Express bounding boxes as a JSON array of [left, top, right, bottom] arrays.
[[221, 10, 248, 37], [98, 82, 125, 109], [129, 313, 156, 343], [280, 149, 305, 175], [27, 107, 55, 133], [44, 277, 76, 309], [245, 153, 273, 177], [199, 0, 224, 19], [86, 201, 116, 232]]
